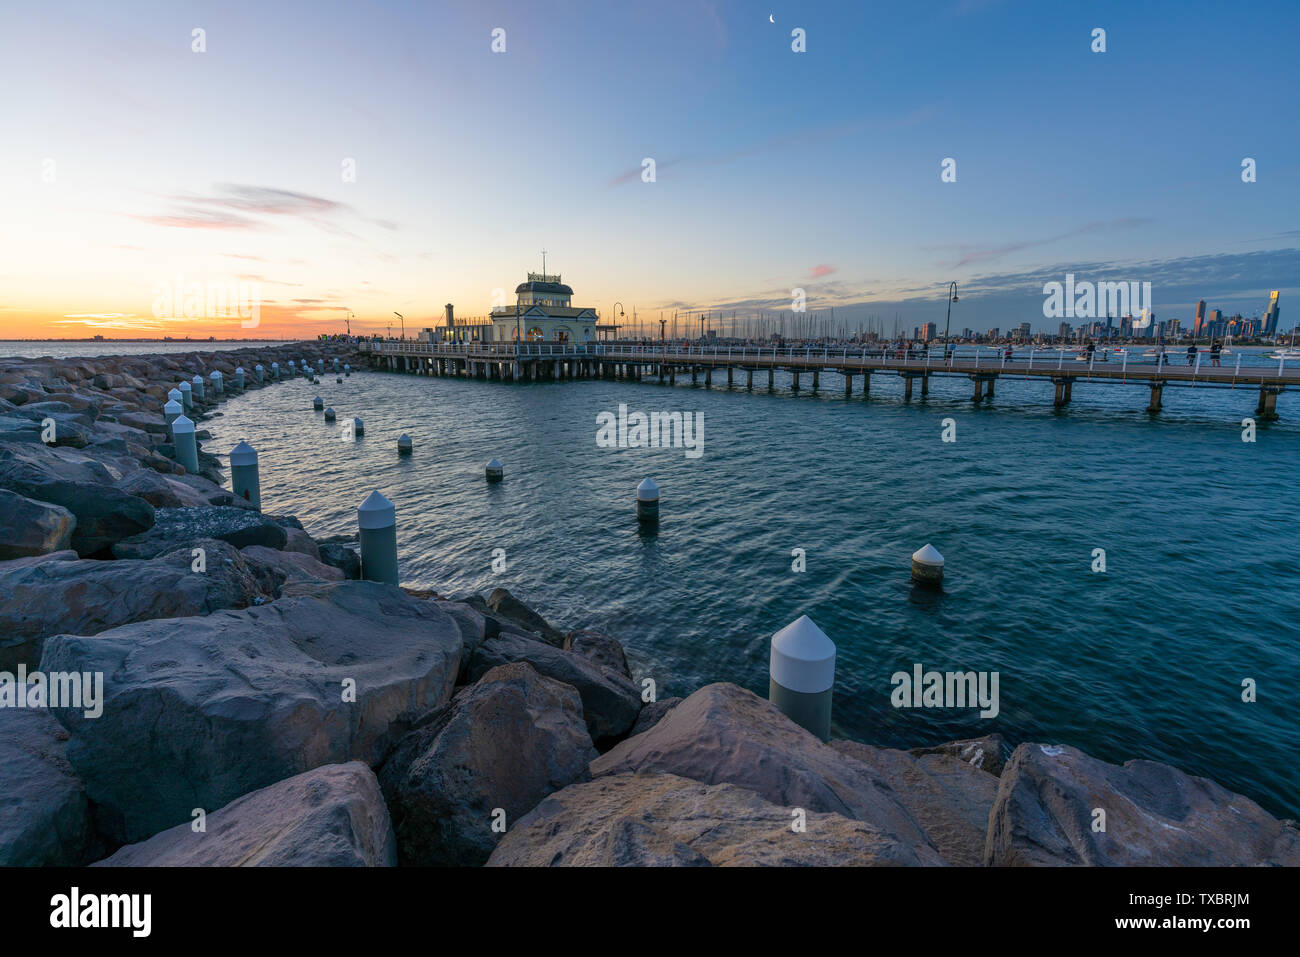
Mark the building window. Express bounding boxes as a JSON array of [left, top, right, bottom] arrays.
[[527, 326, 543, 342]]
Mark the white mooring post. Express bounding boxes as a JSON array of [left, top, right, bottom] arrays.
[[255, 363, 264, 382], [272, 362, 280, 380], [229, 441, 261, 510], [210, 370, 223, 395], [637, 477, 659, 523], [171, 414, 200, 473], [163, 398, 182, 426], [323, 406, 336, 422], [769, 615, 836, 742], [397, 434, 412, 455], [191, 374, 205, 400], [911, 543, 945, 587], [234, 367, 245, 390], [313, 395, 323, 410], [178, 379, 192, 410], [357, 490, 398, 585], [486, 457, 503, 482]]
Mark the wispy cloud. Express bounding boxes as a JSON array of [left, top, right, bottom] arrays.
[[924, 218, 1155, 268]]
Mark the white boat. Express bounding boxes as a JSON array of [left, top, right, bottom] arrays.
[[1269, 349, 1300, 360]]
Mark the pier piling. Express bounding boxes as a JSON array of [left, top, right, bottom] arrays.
[[637, 477, 660, 525], [178, 380, 192, 410], [768, 615, 835, 742], [191, 374, 205, 401], [230, 440, 261, 510], [911, 543, 944, 587], [171, 414, 200, 474], [357, 490, 399, 585]]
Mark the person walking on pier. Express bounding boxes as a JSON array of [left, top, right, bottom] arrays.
[[1187, 343, 1197, 366], [1211, 339, 1222, 367], [1085, 339, 1096, 363]]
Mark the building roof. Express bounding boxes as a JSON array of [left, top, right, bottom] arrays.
[[515, 280, 574, 296], [492, 305, 596, 319]]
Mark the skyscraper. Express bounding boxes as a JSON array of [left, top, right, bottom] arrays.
[[1263, 291, 1281, 336], [1194, 299, 1207, 336]]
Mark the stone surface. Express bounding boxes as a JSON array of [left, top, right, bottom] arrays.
[[985, 743, 1300, 866], [94, 763, 397, 867], [467, 631, 641, 743], [318, 542, 361, 580], [489, 772, 941, 867], [241, 544, 344, 583], [627, 696, 682, 738], [0, 539, 278, 670], [833, 740, 996, 867], [591, 683, 934, 851], [379, 662, 597, 866], [281, 526, 320, 559], [486, 587, 565, 646], [112, 505, 287, 559], [909, 733, 1011, 777], [0, 705, 100, 866], [41, 580, 463, 843], [564, 629, 632, 679], [0, 489, 75, 560]]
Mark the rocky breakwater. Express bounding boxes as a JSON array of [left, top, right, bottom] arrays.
[[2, 344, 1298, 866]]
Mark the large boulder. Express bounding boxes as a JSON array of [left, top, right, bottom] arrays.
[[0, 443, 154, 555], [379, 662, 597, 866], [112, 505, 287, 559], [0, 539, 277, 670], [0, 490, 75, 560], [467, 631, 641, 743], [909, 733, 1011, 777], [318, 542, 361, 580], [985, 743, 1300, 866], [0, 705, 100, 866], [241, 544, 344, 583], [832, 740, 997, 867], [40, 580, 463, 843], [93, 763, 397, 867], [627, 696, 682, 738], [488, 772, 941, 867], [486, 588, 565, 646], [590, 683, 935, 851], [564, 629, 631, 679]]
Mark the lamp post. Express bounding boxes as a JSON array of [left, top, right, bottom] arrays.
[[515, 300, 521, 353], [613, 302, 625, 342], [394, 312, 404, 341], [943, 282, 959, 363]]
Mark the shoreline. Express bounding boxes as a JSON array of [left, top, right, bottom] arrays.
[[1, 345, 1296, 866]]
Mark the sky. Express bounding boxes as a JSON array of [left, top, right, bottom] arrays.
[[0, 0, 1297, 338]]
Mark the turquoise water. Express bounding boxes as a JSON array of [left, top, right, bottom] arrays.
[[208, 364, 1300, 818]]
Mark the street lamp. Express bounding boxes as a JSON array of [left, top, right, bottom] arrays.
[[613, 302, 625, 341], [394, 312, 404, 340], [943, 282, 959, 361]]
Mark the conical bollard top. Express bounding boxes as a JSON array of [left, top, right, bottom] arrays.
[[357, 490, 395, 529]]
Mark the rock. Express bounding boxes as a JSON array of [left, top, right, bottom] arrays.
[[0, 443, 155, 555], [486, 587, 565, 646], [379, 662, 597, 866], [832, 740, 996, 867], [985, 743, 1300, 866], [318, 542, 361, 580], [628, 697, 682, 738], [93, 763, 397, 867], [281, 526, 320, 559], [0, 539, 278, 670], [0, 549, 78, 571], [241, 544, 344, 582], [0, 490, 75, 560], [467, 631, 641, 743], [114, 469, 207, 508], [488, 772, 941, 867], [111, 505, 287, 559], [590, 683, 934, 851], [0, 705, 100, 866], [909, 733, 1011, 777], [435, 600, 489, 667], [564, 629, 631, 679], [41, 580, 463, 843]]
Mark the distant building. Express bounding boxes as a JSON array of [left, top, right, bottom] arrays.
[[1263, 290, 1281, 336], [1058, 321, 1072, 339], [920, 322, 936, 341], [1194, 299, 1207, 336], [1016, 321, 1032, 339]]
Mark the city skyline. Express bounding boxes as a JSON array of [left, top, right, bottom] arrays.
[[1, 0, 1297, 338]]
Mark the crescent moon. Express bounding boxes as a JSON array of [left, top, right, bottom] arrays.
[[769, 14, 775, 23]]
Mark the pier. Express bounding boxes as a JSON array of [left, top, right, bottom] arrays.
[[359, 340, 1299, 419]]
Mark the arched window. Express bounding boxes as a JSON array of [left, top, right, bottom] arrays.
[[526, 326, 543, 342]]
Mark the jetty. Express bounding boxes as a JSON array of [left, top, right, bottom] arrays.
[[360, 340, 1300, 418]]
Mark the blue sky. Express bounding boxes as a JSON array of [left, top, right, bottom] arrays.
[[0, 0, 1296, 336]]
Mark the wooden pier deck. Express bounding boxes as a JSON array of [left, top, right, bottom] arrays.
[[359, 340, 1300, 418]]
